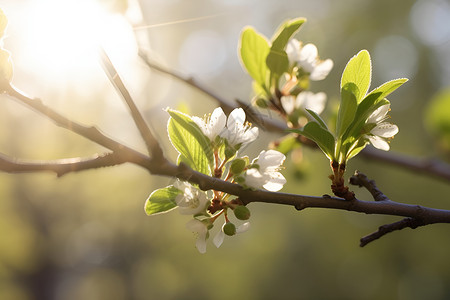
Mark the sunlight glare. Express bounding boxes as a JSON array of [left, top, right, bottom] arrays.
[[19, 0, 137, 85]]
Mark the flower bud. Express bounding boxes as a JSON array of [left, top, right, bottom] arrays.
[[224, 145, 237, 160], [230, 158, 247, 175], [233, 205, 251, 220], [255, 98, 269, 108], [223, 222, 236, 236]]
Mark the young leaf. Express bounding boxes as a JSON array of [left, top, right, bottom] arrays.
[[266, 18, 306, 78], [336, 83, 358, 138], [167, 110, 214, 175], [306, 109, 328, 130], [292, 122, 335, 160], [270, 18, 306, 50], [145, 185, 181, 216], [367, 78, 408, 100], [340, 50, 372, 103], [239, 27, 270, 88], [266, 49, 289, 77]]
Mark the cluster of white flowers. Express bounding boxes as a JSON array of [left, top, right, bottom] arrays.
[[286, 39, 333, 81], [180, 108, 286, 253], [278, 39, 333, 125], [193, 107, 259, 149]]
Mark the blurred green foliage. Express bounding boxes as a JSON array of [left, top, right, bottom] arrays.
[[0, 0, 450, 299]]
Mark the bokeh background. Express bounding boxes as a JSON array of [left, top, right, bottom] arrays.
[[0, 0, 450, 299]]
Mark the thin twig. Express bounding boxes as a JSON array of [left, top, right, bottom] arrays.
[[349, 171, 389, 201], [99, 48, 164, 160], [4, 84, 152, 169], [360, 217, 425, 247], [0, 152, 126, 177], [138, 50, 287, 133]]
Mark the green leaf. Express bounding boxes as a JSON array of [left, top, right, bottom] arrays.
[[306, 109, 328, 130], [167, 110, 214, 175], [336, 83, 358, 138], [145, 185, 181, 216], [266, 49, 289, 77], [239, 27, 270, 87], [346, 139, 368, 161], [340, 50, 372, 103], [292, 122, 335, 160], [270, 18, 306, 50], [367, 78, 408, 100], [266, 18, 306, 79]]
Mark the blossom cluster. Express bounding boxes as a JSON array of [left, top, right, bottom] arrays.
[[278, 40, 333, 127], [146, 107, 286, 253]]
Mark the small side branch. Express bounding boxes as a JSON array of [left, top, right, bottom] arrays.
[[4, 84, 152, 169], [0, 152, 126, 177], [99, 48, 164, 160], [360, 217, 425, 247], [138, 50, 286, 133], [349, 171, 389, 201]]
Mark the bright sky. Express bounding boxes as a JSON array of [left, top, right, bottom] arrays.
[[4, 0, 139, 88]]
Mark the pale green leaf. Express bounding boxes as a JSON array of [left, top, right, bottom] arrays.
[[266, 49, 289, 77], [270, 18, 306, 50], [167, 110, 214, 175], [239, 27, 270, 87], [336, 83, 358, 138], [292, 122, 335, 160], [340, 50, 372, 103], [367, 78, 408, 100], [306, 109, 328, 130], [144, 186, 181, 216]]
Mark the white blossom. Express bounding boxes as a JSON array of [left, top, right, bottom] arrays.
[[364, 104, 399, 151], [286, 39, 333, 81], [174, 181, 209, 215], [280, 91, 327, 115], [219, 108, 259, 148], [212, 221, 250, 248], [244, 150, 286, 192], [192, 107, 227, 141], [186, 219, 209, 254]]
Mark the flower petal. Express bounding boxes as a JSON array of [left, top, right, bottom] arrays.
[[213, 229, 225, 248], [367, 104, 390, 124], [236, 222, 250, 234], [298, 43, 318, 72], [286, 39, 301, 63], [262, 172, 286, 192], [227, 108, 246, 131], [310, 59, 333, 81], [209, 107, 227, 137], [371, 123, 398, 138], [368, 135, 390, 151], [297, 91, 327, 115], [281, 95, 296, 115], [186, 219, 208, 254], [258, 150, 286, 170]]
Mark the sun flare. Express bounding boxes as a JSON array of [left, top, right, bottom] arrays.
[[15, 0, 137, 85]]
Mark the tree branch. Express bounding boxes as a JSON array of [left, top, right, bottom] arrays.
[[359, 217, 426, 247], [0, 152, 126, 177], [138, 51, 450, 183], [99, 48, 164, 161], [3, 83, 152, 169], [2, 57, 449, 248]]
